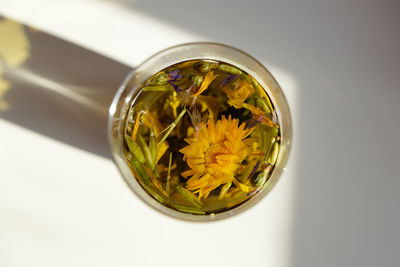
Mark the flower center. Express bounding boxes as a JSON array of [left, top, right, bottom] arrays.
[[204, 143, 228, 166]]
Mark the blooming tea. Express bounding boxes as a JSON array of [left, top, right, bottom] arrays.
[[123, 59, 281, 215]]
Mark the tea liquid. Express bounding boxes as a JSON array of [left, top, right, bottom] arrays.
[[124, 59, 280, 215]]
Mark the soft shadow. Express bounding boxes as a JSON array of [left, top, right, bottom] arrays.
[[0, 18, 132, 159], [125, 1, 400, 266]]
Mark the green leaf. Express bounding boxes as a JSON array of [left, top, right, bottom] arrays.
[[253, 164, 272, 187], [143, 85, 172, 91], [267, 142, 279, 165], [166, 152, 173, 196], [170, 203, 205, 214], [176, 186, 202, 208], [256, 96, 272, 114], [219, 64, 242, 75], [158, 108, 186, 146], [150, 73, 169, 85], [137, 134, 155, 171], [149, 130, 157, 169], [126, 136, 145, 163], [129, 158, 151, 186]]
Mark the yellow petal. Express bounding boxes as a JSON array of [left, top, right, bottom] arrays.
[[215, 154, 240, 161], [156, 142, 169, 163], [193, 71, 218, 97], [181, 169, 196, 178], [188, 158, 205, 165], [207, 119, 216, 143], [219, 181, 232, 199]]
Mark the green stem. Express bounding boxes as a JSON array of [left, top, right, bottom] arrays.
[[166, 152, 173, 196], [149, 130, 157, 169], [125, 136, 146, 164], [218, 64, 242, 75], [137, 134, 155, 171], [170, 203, 205, 214], [129, 159, 151, 186], [176, 185, 202, 208], [256, 97, 272, 114], [142, 85, 172, 91], [158, 108, 186, 145], [267, 142, 279, 165]]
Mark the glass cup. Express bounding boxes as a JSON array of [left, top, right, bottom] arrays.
[[108, 42, 292, 221]]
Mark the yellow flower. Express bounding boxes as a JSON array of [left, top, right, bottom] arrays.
[[243, 104, 278, 128], [222, 80, 278, 128], [131, 112, 141, 141], [179, 115, 254, 198], [222, 80, 254, 109], [156, 142, 169, 163], [164, 91, 180, 117], [192, 71, 218, 97]]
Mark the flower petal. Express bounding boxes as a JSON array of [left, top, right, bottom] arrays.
[[193, 71, 218, 97]]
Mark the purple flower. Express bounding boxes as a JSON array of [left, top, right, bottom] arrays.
[[168, 81, 183, 92], [245, 118, 260, 129], [220, 73, 239, 86], [168, 69, 183, 81], [248, 161, 261, 180]]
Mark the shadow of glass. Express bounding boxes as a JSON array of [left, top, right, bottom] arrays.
[[0, 18, 132, 159]]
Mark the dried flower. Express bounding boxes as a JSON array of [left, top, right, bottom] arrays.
[[192, 71, 218, 97], [171, 71, 218, 107], [168, 81, 183, 92], [176, 83, 195, 106], [164, 91, 180, 117], [244, 104, 278, 128], [179, 115, 254, 198], [220, 73, 239, 86], [168, 69, 183, 81], [156, 142, 169, 163], [124, 59, 282, 215], [141, 111, 170, 163], [131, 112, 141, 141], [222, 80, 254, 109], [166, 70, 185, 92], [188, 108, 207, 133]]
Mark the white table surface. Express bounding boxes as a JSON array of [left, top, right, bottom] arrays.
[[0, 1, 399, 267]]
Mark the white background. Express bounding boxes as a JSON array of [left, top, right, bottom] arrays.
[[0, 0, 399, 266]]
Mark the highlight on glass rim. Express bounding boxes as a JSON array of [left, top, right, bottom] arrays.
[[123, 58, 282, 217]]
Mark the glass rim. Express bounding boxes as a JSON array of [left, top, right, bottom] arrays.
[[108, 42, 292, 222]]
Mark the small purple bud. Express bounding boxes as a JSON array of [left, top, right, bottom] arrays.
[[168, 81, 183, 92], [220, 74, 239, 86], [246, 118, 259, 129], [248, 161, 261, 180], [168, 69, 183, 81]]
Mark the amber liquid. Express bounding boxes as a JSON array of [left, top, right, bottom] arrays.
[[124, 59, 280, 215]]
